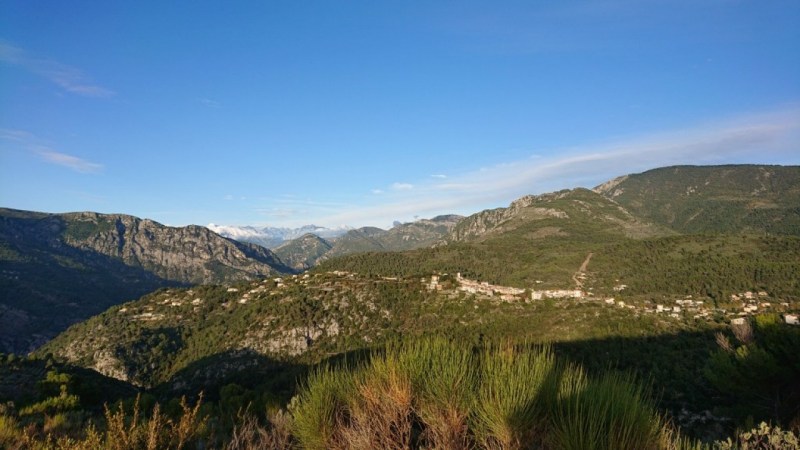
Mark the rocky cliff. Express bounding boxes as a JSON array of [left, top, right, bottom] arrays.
[[0, 208, 291, 354], [446, 189, 657, 242], [60, 212, 290, 284]]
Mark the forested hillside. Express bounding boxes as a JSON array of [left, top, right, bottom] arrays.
[[594, 165, 800, 234]]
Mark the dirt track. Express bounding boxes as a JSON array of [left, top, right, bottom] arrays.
[[573, 252, 593, 288]]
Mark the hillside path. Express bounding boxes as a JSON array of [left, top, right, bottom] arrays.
[[573, 252, 593, 288]]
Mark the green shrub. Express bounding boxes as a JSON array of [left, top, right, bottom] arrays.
[[550, 372, 665, 450], [0, 414, 21, 447], [289, 365, 356, 450], [705, 315, 800, 426], [19, 391, 80, 416], [397, 338, 477, 449], [473, 343, 560, 449], [714, 422, 799, 450], [290, 338, 682, 450]]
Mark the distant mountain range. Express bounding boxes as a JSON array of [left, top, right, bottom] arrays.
[[209, 215, 465, 271], [207, 223, 352, 248], [32, 164, 800, 395], [273, 215, 464, 270], [2, 164, 799, 357]]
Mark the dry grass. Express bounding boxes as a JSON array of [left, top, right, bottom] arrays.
[[731, 319, 754, 345], [5, 394, 209, 450], [224, 409, 293, 450]]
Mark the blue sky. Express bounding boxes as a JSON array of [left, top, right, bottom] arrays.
[[1, 1, 799, 228]]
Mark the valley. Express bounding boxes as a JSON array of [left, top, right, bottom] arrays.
[[2, 164, 800, 448], [0, 209, 292, 354]]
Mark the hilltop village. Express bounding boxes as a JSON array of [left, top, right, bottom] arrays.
[[115, 269, 800, 331], [426, 272, 799, 326]]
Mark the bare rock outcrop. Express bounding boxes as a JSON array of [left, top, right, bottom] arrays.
[[61, 212, 291, 284]]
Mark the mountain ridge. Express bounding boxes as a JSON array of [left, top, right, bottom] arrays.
[[593, 164, 800, 235], [208, 223, 352, 248], [447, 188, 674, 244], [0, 208, 292, 354], [4, 164, 800, 355], [273, 215, 465, 269]]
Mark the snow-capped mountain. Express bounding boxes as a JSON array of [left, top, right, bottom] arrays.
[[208, 223, 352, 248]]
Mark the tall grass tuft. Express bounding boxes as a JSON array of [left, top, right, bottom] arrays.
[[145, 403, 164, 450], [289, 365, 356, 450], [172, 394, 205, 449], [405, 338, 477, 450], [224, 409, 294, 450], [0, 414, 21, 449], [100, 393, 205, 450], [550, 371, 664, 450], [473, 343, 560, 450], [660, 424, 710, 450], [340, 353, 414, 449], [103, 394, 142, 450], [289, 337, 696, 450]]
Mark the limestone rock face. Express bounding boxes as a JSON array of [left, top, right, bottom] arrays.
[[61, 212, 289, 284], [448, 190, 573, 242]]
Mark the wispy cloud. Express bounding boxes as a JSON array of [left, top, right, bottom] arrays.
[[265, 107, 800, 228], [431, 174, 447, 179], [391, 182, 414, 191], [417, 107, 800, 201], [36, 150, 103, 173], [1, 128, 104, 173], [0, 128, 35, 142], [0, 41, 114, 98]]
